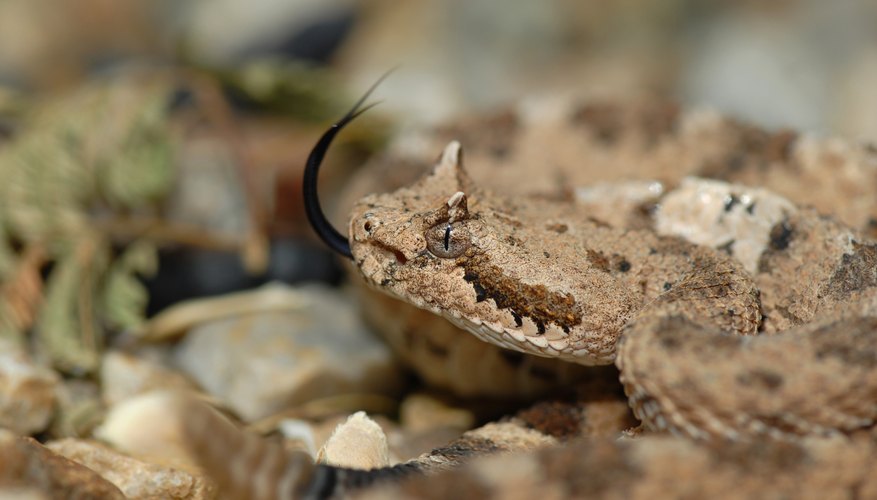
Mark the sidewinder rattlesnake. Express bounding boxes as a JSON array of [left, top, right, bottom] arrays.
[[173, 86, 877, 499]]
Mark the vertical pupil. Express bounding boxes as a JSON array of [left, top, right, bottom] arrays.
[[443, 225, 451, 251]]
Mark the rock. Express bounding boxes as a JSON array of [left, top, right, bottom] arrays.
[[173, 283, 404, 421], [101, 350, 196, 407], [0, 429, 124, 499], [305, 413, 415, 464], [400, 393, 475, 435], [0, 487, 47, 499], [276, 418, 319, 456], [395, 393, 477, 462], [656, 177, 796, 274], [0, 341, 59, 435], [47, 438, 214, 500], [94, 391, 197, 470], [316, 412, 390, 469]]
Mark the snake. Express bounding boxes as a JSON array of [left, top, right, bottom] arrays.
[[175, 81, 877, 499]]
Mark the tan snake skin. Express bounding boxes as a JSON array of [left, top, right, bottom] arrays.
[[179, 100, 877, 498]]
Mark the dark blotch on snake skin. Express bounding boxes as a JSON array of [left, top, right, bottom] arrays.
[[822, 242, 877, 300], [459, 251, 582, 334], [768, 220, 794, 251]]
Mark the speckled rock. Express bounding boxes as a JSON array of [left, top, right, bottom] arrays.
[[656, 177, 796, 274], [0, 341, 59, 435], [0, 429, 124, 499], [173, 284, 404, 421], [47, 438, 214, 500]]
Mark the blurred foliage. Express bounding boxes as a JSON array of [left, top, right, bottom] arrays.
[[0, 76, 175, 374], [214, 59, 343, 121]]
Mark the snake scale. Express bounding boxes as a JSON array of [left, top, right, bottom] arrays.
[[173, 90, 877, 498]]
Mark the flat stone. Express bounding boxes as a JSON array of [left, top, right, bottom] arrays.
[[47, 438, 214, 500], [0, 341, 59, 435], [173, 283, 404, 421], [0, 429, 124, 499]]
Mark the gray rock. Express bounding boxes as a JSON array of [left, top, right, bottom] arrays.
[[174, 283, 404, 421]]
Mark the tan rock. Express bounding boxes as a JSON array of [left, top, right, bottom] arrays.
[[94, 391, 197, 470], [47, 438, 214, 500], [399, 393, 474, 434], [317, 411, 390, 469], [0, 429, 124, 499]]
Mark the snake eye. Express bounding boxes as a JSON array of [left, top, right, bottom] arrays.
[[425, 222, 470, 258]]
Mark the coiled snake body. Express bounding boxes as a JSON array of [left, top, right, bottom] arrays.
[[177, 93, 877, 499]]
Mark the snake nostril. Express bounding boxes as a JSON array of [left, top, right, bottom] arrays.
[[392, 249, 407, 264], [364, 221, 373, 232], [372, 241, 408, 265]]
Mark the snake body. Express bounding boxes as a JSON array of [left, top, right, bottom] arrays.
[[177, 100, 877, 498], [347, 140, 876, 441]]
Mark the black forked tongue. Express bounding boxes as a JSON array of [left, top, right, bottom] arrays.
[[302, 71, 392, 259]]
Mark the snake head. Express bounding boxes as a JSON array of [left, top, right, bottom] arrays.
[[349, 141, 628, 364], [350, 141, 481, 293], [304, 85, 627, 364]]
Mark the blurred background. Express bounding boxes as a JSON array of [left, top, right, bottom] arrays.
[[2, 0, 876, 135], [1, 0, 876, 371], [1, 2, 877, 487]]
